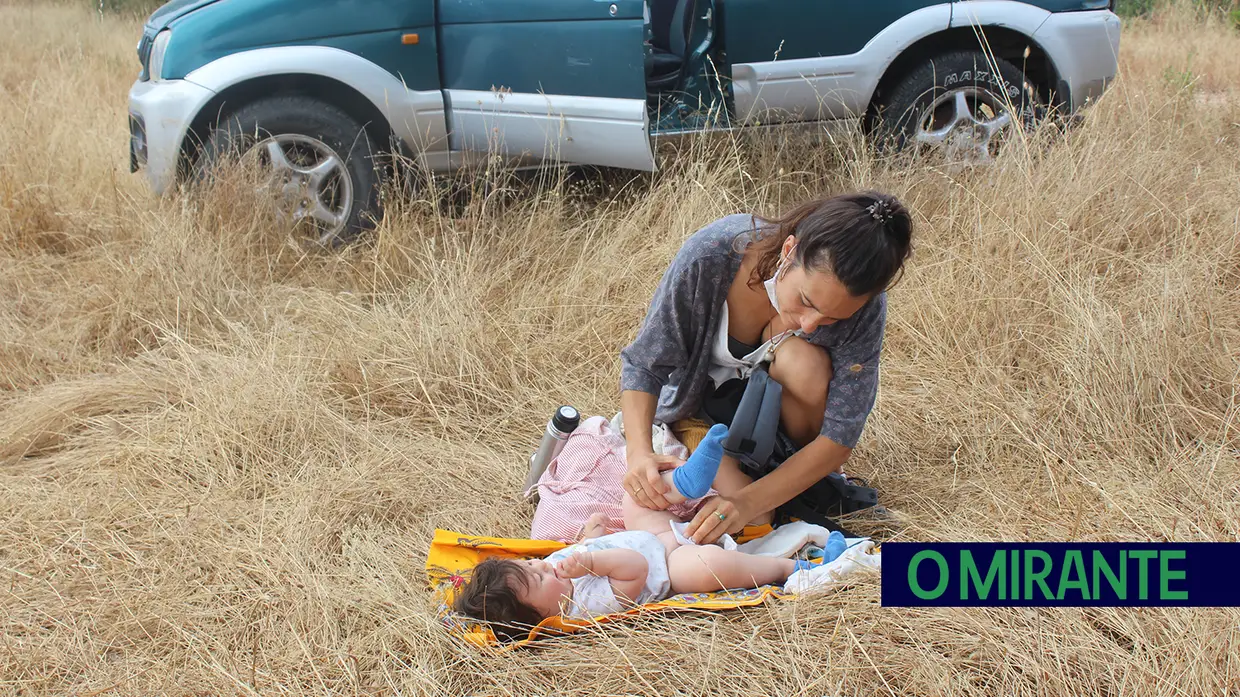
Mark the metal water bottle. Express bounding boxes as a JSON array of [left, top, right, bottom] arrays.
[[523, 405, 580, 500]]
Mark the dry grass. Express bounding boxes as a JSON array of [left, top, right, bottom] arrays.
[[3, 1, 1239, 695]]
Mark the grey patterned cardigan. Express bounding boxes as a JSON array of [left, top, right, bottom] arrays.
[[619, 213, 886, 449]]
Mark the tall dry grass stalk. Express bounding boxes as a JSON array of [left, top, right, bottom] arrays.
[[2, 1, 1238, 694]]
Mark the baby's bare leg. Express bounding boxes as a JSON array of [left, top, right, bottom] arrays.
[[624, 490, 801, 593], [656, 466, 773, 529], [667, 544, 796, 594], [655, 470, 688, 505], [577, 512, 609, 541], [622, 491, 684, 557]]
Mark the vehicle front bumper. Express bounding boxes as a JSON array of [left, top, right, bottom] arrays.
[[127, 77, 216, 194], [1033, 9, 1122, 113]]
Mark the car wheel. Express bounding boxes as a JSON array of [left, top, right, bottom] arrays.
[[199, 95, 381, 247], [866, 50, 1041, 163]]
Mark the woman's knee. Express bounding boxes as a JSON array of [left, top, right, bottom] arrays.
[[770, 337, 833, 403], [768, 338, 831, 445]]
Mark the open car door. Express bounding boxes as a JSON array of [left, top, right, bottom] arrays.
[[437, 0, 657, 172]]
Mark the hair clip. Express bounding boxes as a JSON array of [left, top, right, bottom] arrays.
[[867, 200, 893, 224]]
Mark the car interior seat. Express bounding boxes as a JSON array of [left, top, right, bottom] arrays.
[[646, 0, 697, 92]]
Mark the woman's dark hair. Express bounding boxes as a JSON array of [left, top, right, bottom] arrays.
[[745, 190, 913, 297], [451, 557, 545, 644]]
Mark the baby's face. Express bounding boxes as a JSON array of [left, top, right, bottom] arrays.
[[516, 558, 573, 619]]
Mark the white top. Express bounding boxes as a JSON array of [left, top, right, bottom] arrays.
[[707, 301, 804, 389]]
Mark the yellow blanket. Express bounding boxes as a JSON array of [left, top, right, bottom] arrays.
[[425, 526, 794, 649]]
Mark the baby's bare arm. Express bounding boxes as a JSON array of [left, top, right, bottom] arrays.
[[559, 548, 649, 603]]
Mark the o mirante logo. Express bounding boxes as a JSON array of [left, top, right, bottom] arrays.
[[882, 543, 1239, 607]]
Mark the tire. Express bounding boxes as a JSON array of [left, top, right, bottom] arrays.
[[199, 95, 381, 246], [866, 50, 1041, 162]]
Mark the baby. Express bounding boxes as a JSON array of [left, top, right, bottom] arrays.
[[452, 424, 844, 642]]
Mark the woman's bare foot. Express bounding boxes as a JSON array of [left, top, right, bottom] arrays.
[[577, 512, 609, 541]]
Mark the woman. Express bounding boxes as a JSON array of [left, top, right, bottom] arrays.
[[618, 191, 913, 545]]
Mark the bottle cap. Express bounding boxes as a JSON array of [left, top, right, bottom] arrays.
[[551, 405, 580, 433]]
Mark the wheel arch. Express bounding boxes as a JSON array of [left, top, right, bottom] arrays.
[[865, 25, 1062, 130], [180, 73, 396, 178], [173, 46, 450, 181]]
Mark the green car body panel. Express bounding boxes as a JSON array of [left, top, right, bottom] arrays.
[[160, 0, 440, 90], [721, 0, 945, 64]]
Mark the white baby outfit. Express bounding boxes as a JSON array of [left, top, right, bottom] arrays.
[[544, 531, 671, 619]]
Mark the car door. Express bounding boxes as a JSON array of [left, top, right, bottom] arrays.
[[721, 0, 950, 123], [437, 0, 657, 172]]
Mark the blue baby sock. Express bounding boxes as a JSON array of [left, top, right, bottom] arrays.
[[672, 423, 729, 499], [823, 530, 847, 563], [791, 531, 849, 574]]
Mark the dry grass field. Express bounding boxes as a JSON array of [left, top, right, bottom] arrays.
[[2, 1, 1239, 695]]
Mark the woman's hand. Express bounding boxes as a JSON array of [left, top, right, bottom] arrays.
[[623, 450, 681, 510], [684, 495, 752, 545]]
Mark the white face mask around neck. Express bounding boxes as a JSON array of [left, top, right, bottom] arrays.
[[763, 247, 794, 313]]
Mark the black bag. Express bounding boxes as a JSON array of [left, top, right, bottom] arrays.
[[702, 363, 879, 536]]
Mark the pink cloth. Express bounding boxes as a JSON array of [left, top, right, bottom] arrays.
[[528, 415, 714, 543]]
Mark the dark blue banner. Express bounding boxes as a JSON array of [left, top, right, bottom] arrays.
[[881, 543, 1240, 607]]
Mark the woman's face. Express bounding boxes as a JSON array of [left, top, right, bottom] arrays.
[[773, 235, 871, 333]]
